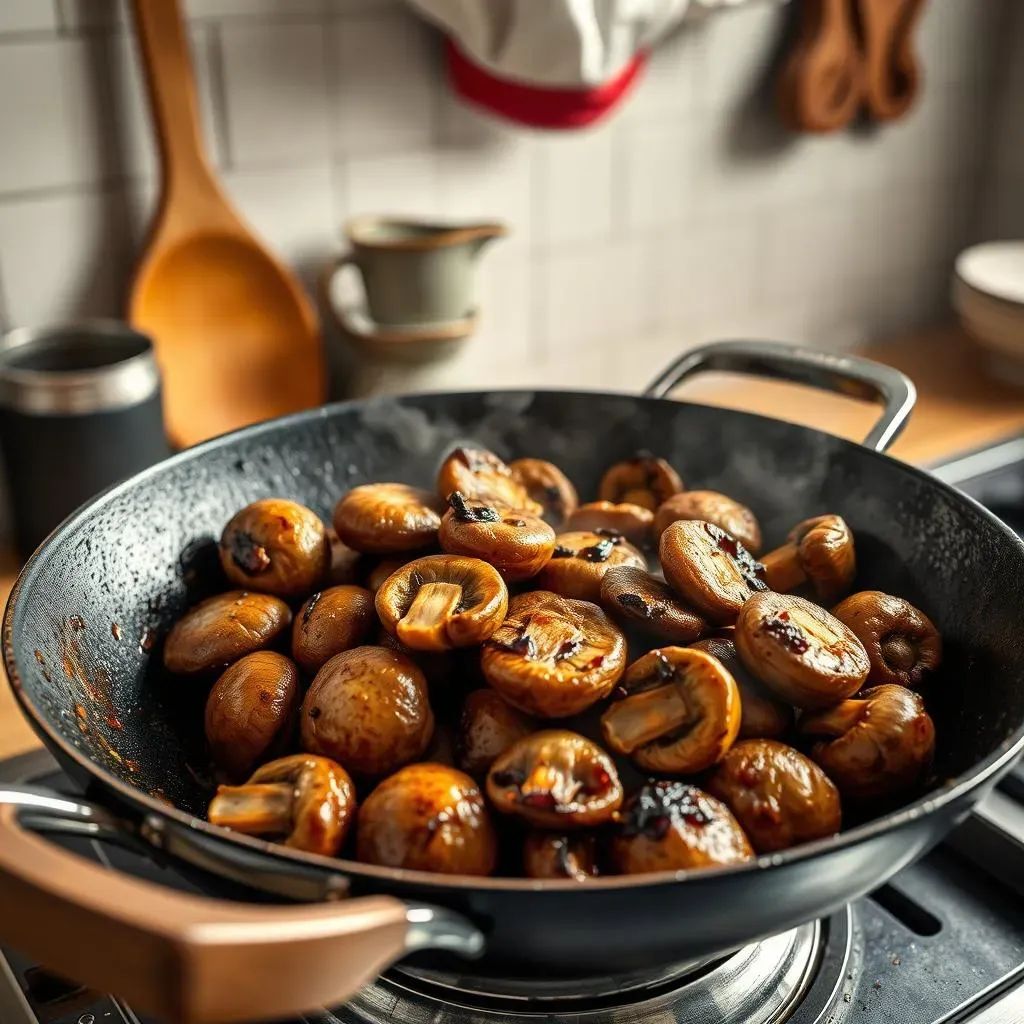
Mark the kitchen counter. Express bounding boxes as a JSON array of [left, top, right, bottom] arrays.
[[1, 324, 1022, 760]]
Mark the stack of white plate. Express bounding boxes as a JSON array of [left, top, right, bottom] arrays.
[[953, 242, 1024, 386]]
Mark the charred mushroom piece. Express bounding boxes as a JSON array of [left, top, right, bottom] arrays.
[[653, 491, 762, 553], [333, 483, 444, 555], [706, 739, 842, 853], [164, 590, 292, 676], [599, 454, 684, 511], [291, 585, 375, 674], [457, 689, 537, 778], [376, 554, 508, 651], [524, 831, 598, 881], [437, 447, 541, 514], [831, 591, 942, 690], [660, 520, 767, 625], [761, 514, 855, 603], [509, 458, 579, 527], [601, 647, 741, 774], [566, 501, 654, 549], [357, 763, 497, 875], [800, 684, 936, 801], [611, 781, 753, 874], [735, 592, 869, 709], [325, 528, 363, 586], [487, 730, 623, 829], [534, 530, 646, 604], [207, 754, 355, 856], [300, 646, 434, 776], [481, 591, 627, 718], [219, 499, 328, 599], [600, 565, 707, 643]]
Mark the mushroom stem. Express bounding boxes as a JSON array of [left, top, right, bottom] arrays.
[[800, 698, 867, 738], [398, 581, 463, 650], [602, 685, 692, 753], [761, 543, 806, 592], [208, 782, 294, 836]]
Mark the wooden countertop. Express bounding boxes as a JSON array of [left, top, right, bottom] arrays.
[[2, 324, 1023, 761]]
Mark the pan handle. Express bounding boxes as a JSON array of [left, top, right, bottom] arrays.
[[0, 784, 484, 1024], [642, 339, 916, 453]]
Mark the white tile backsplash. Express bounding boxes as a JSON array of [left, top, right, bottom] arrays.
[[343, 151, 443, 221], [618, 119, 700, 232], [0, 1, 58, 34]]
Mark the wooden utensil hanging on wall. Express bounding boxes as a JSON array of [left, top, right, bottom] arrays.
[[858, 0, 927, 122]]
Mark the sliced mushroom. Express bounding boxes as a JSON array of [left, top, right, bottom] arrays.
[[831, 591, 942, 690], [735, 592, 869, 709], [291, 585, 376, 674], [761, 514, 855, 603], [164, 590, 292, 676], [300, 646, 434, 776], [800, 684, 936, 801], [357, 763, 497, 875], [601, 647, 741, 773], [652, 491, 762, 553], [332, 483, 444, 555], [566, 501, 654, 549], [481, 591, 627, 718], [610, 781, 753, 874], [660, 520, 767, 625], [524, 832, 598, 881], [534, 530, 646, 603], [456, 689, 537, 779], [509, 458, 579, 528], [437, 446, 541, 514], [325, 527, 363, 585], [600, 565, 707, 644], [487, 730, 623, 829], [599, 453, 684, 511], [376, 554, 508, 651], [207, 754, 355, 857], [705, 739, 842, 853], [219, 498, 328, 598]]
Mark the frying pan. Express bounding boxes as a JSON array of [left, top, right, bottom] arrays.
[[3, 341, 1024, 1024]]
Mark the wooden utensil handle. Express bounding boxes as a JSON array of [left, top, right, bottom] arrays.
[[858, 0, 927, 121]]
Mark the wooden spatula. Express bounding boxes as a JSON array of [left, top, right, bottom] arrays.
[[857, 0, 927, 122], [128, 0, 325, 449]]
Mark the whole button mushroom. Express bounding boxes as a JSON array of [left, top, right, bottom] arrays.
[[437, 446, 541, 514], [509, 458, 579, 527], [481, 591, 627, 718], [735, 592, 869, 709], [219, 498, 328, 599], [761, 514, 856, 603], [565, 501, 654, 549], [600, 565, 707, 644], [366, 557, 410, 594], [291, 585, 376, 674], [325, 528, 362, 586], [332, 483, 444, 555], [534, 530, 646, 604], [601, 647, 741, 774], [357, 763, 497, 875], [800, 684, 936, 801], [831, 591, 942, 690], [523, 832, 598, 881], [204, 651, 299, 781], [487, 730, 623, 829], [300, 646, 434, 776], [653, 491, 762, 554], [207, 754, 356, 857], [456, 689, 537, 779], [375, 624, 460, 690], [610, 781, 753, 875], [599, 453, 684, 511], [706, 739, 842, 853], [164, 590, 292, 676], [375, 554, 508, 651]]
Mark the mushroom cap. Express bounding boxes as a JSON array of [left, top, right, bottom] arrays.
[[534, 531, 646, 603], [456, 688, 537, 779], [291, 585, 376, 674], [600, 565, 707, 643], [653, 491, 762, 553], [790, 514, 856, 602], [437, 447, 541, 514], [599, 454, 684, 511], [366, 557, 411, 594], [565, 501, 654, 548], [523, 831, 598, 881], [333, 483, 444, 554], [325, 527, 363, 585], [509, 458, 579, 527]]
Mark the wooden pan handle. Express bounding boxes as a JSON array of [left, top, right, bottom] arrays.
[[0, 787, 485, 1024], [857, 0, 927, 121]]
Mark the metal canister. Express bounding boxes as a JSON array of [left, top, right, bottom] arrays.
[[0, 321, 170, 558]]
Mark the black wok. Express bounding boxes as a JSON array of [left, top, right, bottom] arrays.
[[2, 341, 1024, 1024]]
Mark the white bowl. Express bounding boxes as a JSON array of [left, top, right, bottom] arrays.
[[955, 242, 1024, 306]]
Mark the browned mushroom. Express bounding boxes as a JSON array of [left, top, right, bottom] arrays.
[[534, 531, 646, 603], [204, 651, 299, 781], [689, 636, 794, 740], [291, 585, 376, 674], [523, 832, 598, 881], [207, 754, 355, 856], [800, 684, 936, 801], [438, 492, 556, 582], [610, 780, 753, 874], [734, 592, 869, 709], [374, 623, 461, 691], [761, 514, 855, 602], [487, 730, 623, 829], [300, 646, 434, 776], [565, 501, 654, 549], [219, 498, 328, 598], [831, 591, 942, 690], [481, 591, 627, 718], [325, 527, 363, 585], [705, 739, 842, 853], [660, 520, 767, 625], [163, 590, 292, 676], [332, 483, 444, 554], [599, 453, 684, 511], [366, 557, 410, 594], [375, 554, 508, 651], [601, 647, 741, 773], [600, 565, 707, 643], [356, 763, 497, 875], [652, 491, 762, 553], [437, 447, 541, 514], [509, 458, 579, 527], [456, 688, 537, 778]]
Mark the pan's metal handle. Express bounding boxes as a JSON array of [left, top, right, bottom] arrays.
[[0, 784, 484, 1024], [642, 340, 917, 453]]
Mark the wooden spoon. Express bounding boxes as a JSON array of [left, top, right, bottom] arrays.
[[857, 0, 927, 122], [128, 0, 325, 449]]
